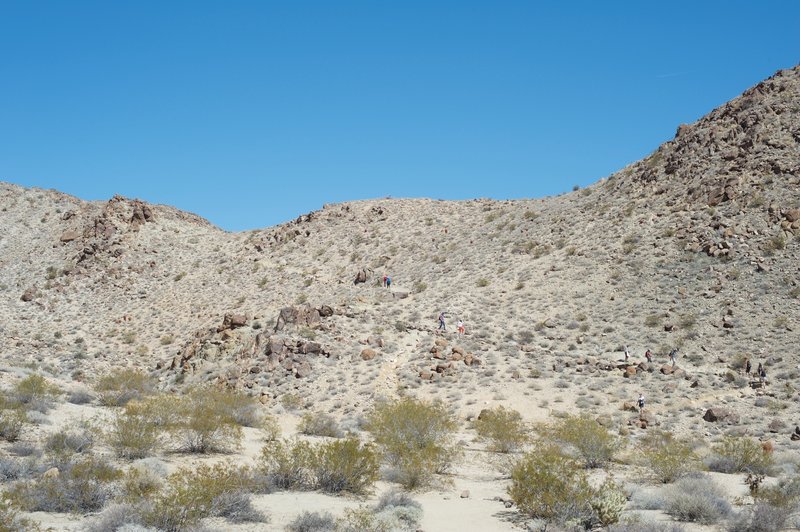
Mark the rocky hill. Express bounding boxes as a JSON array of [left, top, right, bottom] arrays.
[[1, 65, 799, 431]]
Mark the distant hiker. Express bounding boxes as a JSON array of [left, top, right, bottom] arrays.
[[438, 312, 446, 331], [645, 349, 653, 363], [457, 320, 465, 335], [637, 393, 645, 413], [382, 275, 387, 287], [669, 348, 678, 367], [624, 346, 630, 362], [744, 358, 752, 376], [757, 362, 763, 376], [760, 367, 767, 385], [386, 276, 392, 288]]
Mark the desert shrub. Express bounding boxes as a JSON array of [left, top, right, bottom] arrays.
[[259, 439, 314, 490], [0, 457, 30, 482], [11, 374, 59, 412], [729, 474, 800, 531], [543, 413, 618, 468], [66, 387, 94, 405], [95, 369, 155, 407], [337, 506, 390, 532], [9, 455, 121, 513], [509, 444, 596, 525], [166, 387, 243, 453], [311, 438, 379, 494], [43, 424, 94, 464], [367, 397, 459, 489], [0, 410, 26, 442], [142, 462, 262, 529], [85, 503, 146, 532], [707, 436, 773, 474], [0, 497, 42, 532], [119, 465, 163, 503], [663, 475, 731, 524], [286, 510, 336, 532], [106, 408, 162, 459], [260, 438, 379, 494], [261, 414, 281, 442], [203, 387, 263, 427], [608, 520, 686, 531], [473, 406, 529, 453], [124, 394, 180, 428], [299, 411, 343, 438], [641, 431, 702, 483], [374, 490, 423, 530]]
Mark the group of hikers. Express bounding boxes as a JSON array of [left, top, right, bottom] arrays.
[[625, 345, 680, 367], [743, 357, 768, 384], [438, 312, 465, 335]]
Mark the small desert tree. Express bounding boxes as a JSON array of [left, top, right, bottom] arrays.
[[367, 397, 459, 489]]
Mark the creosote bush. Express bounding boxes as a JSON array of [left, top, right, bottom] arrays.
[[367, 397, 459, 489], [106, 406, 162, 459], [167, 387, 245, 453], [0, 497, 42, 532], [94, 369, 156, 407], [508, 444, 595, 524], [9, 456, 121, 513], [0, 410, 26, 442], [473, 406, 529, 453], [142, 461, 264, 530], [706, 436, 773, 474], [542, 413, 618, 468], [286, 510, 336, 532], [260, 438, 379, 494], [641, 430, 702, 483], [299, 411, 343, 438], [11, 374, 60, 412]]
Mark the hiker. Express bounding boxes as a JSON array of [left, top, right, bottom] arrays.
[[382, 275, 387, 287], [645, 349, 653, 363], [457, 319, 465, 335], [757, 362, 763, 376], [637, 393, 645, 413], [624, 345, 630, 362], [386, 276, 392, 289], [760, 367, 767, 385], [669, 348, 678, 367], [744, 358, 752, 376], [438, 312, 446, 331]]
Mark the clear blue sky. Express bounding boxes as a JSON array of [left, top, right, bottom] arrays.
[[2, 1, 798, 231]]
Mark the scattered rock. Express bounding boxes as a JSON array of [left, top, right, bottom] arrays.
[[361, 348, 377, 361], [221, 313, 248, 330], [703, 408, 740, 424], [460, 490, 470, 499], [60, 229, 81, 242]]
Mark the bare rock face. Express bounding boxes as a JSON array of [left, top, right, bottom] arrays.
[[221, 313, 248, 330], [274, 305, 322, 332]]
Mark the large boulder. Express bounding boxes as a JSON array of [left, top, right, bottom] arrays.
[[703, 408, 740, 424], [221, 313, 248, 330], [354, 269, 368, 284], [60, 230, 81, 242], [274, 305, 321, 331]]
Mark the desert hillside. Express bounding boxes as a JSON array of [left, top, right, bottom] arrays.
[[0, 65, 798, 531]]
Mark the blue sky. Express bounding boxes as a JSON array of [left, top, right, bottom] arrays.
[[1, 1, 798, 231]]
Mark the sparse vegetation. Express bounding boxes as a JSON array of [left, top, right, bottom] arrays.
[[542, 414, 618, 468], [706, 436, 773, 474], [94, 369, 155, 407], [473, 406, 529, 453]]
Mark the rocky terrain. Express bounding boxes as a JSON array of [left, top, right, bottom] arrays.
[[0, 65, 799, 531]]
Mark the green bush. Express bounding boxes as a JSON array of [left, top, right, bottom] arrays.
[[0, 410, 26, 442], [508, 444, 595, 524], [12, 374, 60, 412], [367, 397, 459, 489], [286, 511, 336, 532], [473, 406, 529, 453], [43, 425, 94, 464], [707, 436, 773, 474], [106, 408, 162, 459], [9, 456, 121, 513], [641, 431, 702, 483], [591, 477, 627, 527], [260, 438, 379, 495], [142, 462, 263, 529], [260, 439, 314, 490], [543, 414, 618, 468], [94, 369, 156, 407], [167, 388, 243, 453], [299, 411, 343, 438], [311, 438, 379, 494], [119, 465, 163, 503]]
